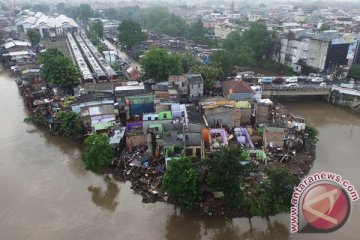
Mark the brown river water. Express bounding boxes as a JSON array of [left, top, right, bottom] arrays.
[[1, 72, 359, 240]]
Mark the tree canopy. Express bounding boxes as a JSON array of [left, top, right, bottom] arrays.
[[348, 64, 360, 79], [262, 168, 300, 213], [117, 19, 147, 50], [32, 4, 50, 13], [140, 47, 182, 82], [203, 147, 254, 206], [189, 63, 222, 93], [210, 22, 282, 76], [304, 125, 319, 141], [39, 48, 80, 92], [26, 29, 41, 46], [89, 19, 104, 40], [54, 111, 83, 139], [82, 134, 114, 171], [162, 157, 200, 205], [79, 4, 93, 22], [56, 2, 65, 13], [188, 19, 205, 43], [132, 7, 187, 37]]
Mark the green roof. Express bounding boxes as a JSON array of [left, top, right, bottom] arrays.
[[148, 123, 163, 134], [234, 101, 251, 109], [94, 122, 113, 131], [158, 111, 172, 120]]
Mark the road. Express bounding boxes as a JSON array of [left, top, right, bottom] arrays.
[[103, 39, 141, 71]]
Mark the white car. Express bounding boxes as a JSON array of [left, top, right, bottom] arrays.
[[285, 77, 298, 83], [285, 83, 299, 88], [311, 77, 324, 83], [319, 82, 327, 87]]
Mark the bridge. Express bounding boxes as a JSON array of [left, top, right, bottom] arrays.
[[261, 85, 332, 97]]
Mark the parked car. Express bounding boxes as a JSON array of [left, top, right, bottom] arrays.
[[311, 77, 324, 83], [259, 77, 273, 84], [285, 77, 298, 83], [285, 83, 299, 88], [272, 77, 284, 84], [319, 82, 327, 87]]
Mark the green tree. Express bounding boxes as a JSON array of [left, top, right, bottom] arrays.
[[89, 19, 104, 40], [211, 46, 255, 76], [103, 8, 119, 20], [304, 125, 319, 141], [262, 168, 299, 213], [82, 134, 114, 171], [162, 157, 200, 205], [189, 63, 222, 92], [179, 53, 201, 73], [203, 147, 254, 206], [79, 4, 93, 22], [1, 5, 9, 11], [24, 113, 46, 125], [54, 111, 83, 139], [22, 4, 32, 11], [26, 29, 41, 46], [223, 31, 242, 51], [241, 22, 279, 60], [140, 47, 182, 82], [39, 48, 80, 92], [319, 23, 331, 31], [117, 19, 147, 50], [132, 7, 187, 37], [56, 2, 65, 13], [348, 64, 360, 79], [188, 19, 205, 43], [32, 4, 49, 13]]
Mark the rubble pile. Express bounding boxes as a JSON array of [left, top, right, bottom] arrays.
[[113, 147, 166, 203]]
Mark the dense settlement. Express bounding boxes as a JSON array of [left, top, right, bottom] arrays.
[[3, 2, 360, 217]]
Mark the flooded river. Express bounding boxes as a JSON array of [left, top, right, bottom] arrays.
[[0, 72, 359, 240]]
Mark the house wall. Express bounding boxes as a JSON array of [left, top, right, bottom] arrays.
[[168, 75, 187, 93], [279, 38, 309, 72], [227, 93, 253, 101], [143, 120, 172, 134], [307, 38, 329, 70], [188, 82, 204, 101], [240, 108, 252, 124], [205, 107, 244, 128], [255, 104, 270, 124], [154, 90, 169, 99], [126, 134, 146, 149], [214, 25, 237, 39], [263, 127, 284, 148]]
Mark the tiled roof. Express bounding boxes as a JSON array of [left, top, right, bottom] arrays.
[[222, 80, 254, 94]]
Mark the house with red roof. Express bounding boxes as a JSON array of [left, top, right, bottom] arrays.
[[222, 80, 254, 101]]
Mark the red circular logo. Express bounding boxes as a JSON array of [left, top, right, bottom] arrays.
[[302, 183, 350, 231]]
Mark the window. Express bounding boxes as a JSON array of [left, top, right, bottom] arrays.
[[147, 117, 151, 120], [196, 148, 201, 157], [182, 82, 185, 87], [163, 113, 167, 119], [155, 117, 158, 120], [181, 111, 185, 117], [186, 148, 193, 156]]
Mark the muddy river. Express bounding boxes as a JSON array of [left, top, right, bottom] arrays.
[[0, 72, 359, 240]]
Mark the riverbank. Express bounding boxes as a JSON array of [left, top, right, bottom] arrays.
[[108, 132, 317, 218]]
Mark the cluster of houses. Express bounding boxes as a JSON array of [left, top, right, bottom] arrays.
[[172, 3, 360, 75], [62, 71, 307, 165]]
